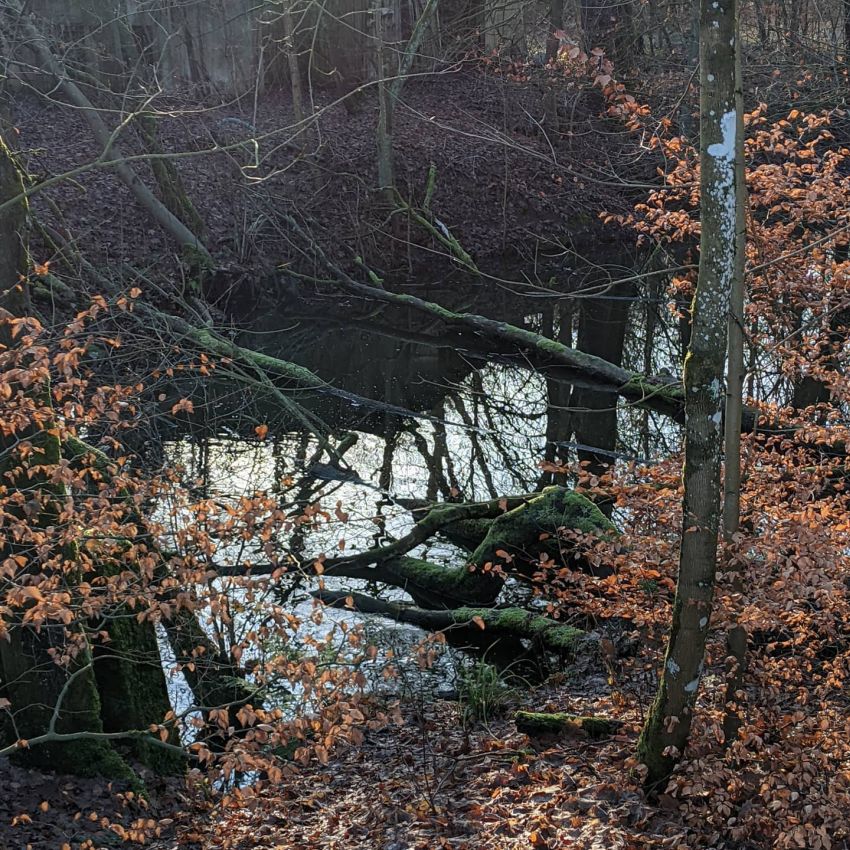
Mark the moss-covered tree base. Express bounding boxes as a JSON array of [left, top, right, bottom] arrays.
[[13, 736, 137, 782], [93, 613, 184, 775]]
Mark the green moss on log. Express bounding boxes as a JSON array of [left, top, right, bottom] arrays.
[[515, 711, 623, 738], [439, 517, 493, 550], [367, 488, 616, 608], [470, 486, 615, 576], [455, 608, 586, 655], [314, 590, 588, 658], [386, 556, 500, 607]]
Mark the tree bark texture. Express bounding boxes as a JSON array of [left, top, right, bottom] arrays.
[[637, 0, 739, 788], [722, 20, 746, 540]]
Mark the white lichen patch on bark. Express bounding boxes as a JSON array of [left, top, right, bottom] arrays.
[[707, 110, 737, 247]]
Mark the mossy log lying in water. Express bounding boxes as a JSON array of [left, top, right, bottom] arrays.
[[313, 590, 590, 657], [329, 487, 616, 609], [378, 555, 500, 608], [405, 490, 616, 565], [470, 487, 615, 576], [515, 711, 623, 739], [396, 492, 543, 551]]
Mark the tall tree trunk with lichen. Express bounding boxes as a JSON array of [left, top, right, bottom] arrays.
[[719, 10, 748, 748], [722, 3, 746, 540], [637, 0, 740, 788]]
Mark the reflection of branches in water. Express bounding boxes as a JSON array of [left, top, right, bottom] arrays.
[[426, 363, 547, 497], [447, 390, 499, 499], [369, 430, 399, 549], [407, 421, 449, 501]]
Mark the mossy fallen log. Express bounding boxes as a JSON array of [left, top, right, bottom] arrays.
[[329, 492, 545, 572], [397, 495, 515, 551], [331, 487, 617, 608], [279, 214, 686, 419], [378, 555, 500, 607], [400, 487, 616, 607], [515, 711, 623, 739], [439, 516, 494, 550], [313, 590, 589, 657], [470, 487, 616, 578]]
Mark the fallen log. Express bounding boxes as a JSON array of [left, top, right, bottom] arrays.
[[281, 214, 770, 430], [313, 590, 590, 657], [325, 487, 616, 608], [515, 711, 623, 739]]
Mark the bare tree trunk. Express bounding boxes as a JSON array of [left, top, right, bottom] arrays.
[[137, 112, 206, 239], [721, 624, 747, 745], [547, 0, 565, 60], [568, 280, 635, 515], [372, 0, 395, 200], [281, 1, 306, 135], [637, 0, 740, 788], [719, 13, 748, 754], [0, 138, 26, 307], [845, 1, 850, 54], [372, 0, 439, 199], [680, 0, 700, 141], [752, 0, 769, 47], [722, 10, 746, 540]]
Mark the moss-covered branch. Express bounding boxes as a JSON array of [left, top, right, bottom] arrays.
[[515, 711, 623, 738], [326, 492, 543, 573], [279, 214, 688, 418], [316, 488, 614, 608], [324, 487, 616, 608], [313, 590, 588, 657]]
